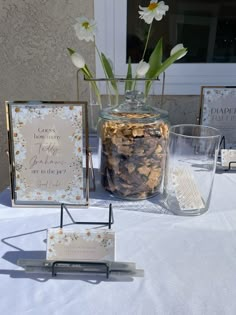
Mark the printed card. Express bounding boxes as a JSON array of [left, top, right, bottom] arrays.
[[221, 149, 236, 168], [46, 228, 115, 261], [172, 166, 205, 211]]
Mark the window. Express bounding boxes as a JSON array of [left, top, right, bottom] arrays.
[[95, 0, 236, 95]]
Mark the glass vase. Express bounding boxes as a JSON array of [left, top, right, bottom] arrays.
[[164, 124, 221, 215]]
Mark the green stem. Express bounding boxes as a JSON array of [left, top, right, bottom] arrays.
[[82, 66, 102, 109], [130, 24, 152, 99], [90, 81, 102, 108], [142, 23, 152, 60], [132, 75, 138, 92], [82, 65, 92, 78]]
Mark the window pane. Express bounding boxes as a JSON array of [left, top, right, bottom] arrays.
[[127, 0, 236, 63]]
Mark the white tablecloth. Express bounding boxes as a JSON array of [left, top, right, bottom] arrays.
[[1, 170, 236, 315]]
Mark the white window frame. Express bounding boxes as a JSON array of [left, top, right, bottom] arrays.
[[94, 0, 236, 95]]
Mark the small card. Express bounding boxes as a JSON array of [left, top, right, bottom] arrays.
[[221, 149, 236, 168], [46, 228, 115, 261], [172, 166, 205, 211]]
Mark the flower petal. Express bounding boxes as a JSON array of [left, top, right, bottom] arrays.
[[139, 0, 169, 24], [136, 60, 150, 77], [74, 16, 96, 42], [71, 52, 86, 69], [170, 44, 187, 59]]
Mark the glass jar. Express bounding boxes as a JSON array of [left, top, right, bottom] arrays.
[[98, 90, 169, 200], [164, 124, 220, 215]]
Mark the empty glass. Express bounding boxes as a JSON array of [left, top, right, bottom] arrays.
[[164, 124, 220, 216]]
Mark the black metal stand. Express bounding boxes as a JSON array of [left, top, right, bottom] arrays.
[[217, 136, 226, 161], [51, 260, 110, 278], [52, 203, 115, 278], [17, 258, 144, 279], [60, 203, 114, 229], [220, 136, 226, 150], [88, 151, 96, 191], [226, 161, 236, 171]]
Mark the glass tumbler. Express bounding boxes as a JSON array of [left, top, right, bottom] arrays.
[[164, 124, 220, 216]]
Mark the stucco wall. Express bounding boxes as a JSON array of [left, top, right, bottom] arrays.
[[0, 0, 94, 191], [0, 0, 200, 192]]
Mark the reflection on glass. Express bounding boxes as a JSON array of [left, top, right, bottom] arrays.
[[127, 0, 236, 63]]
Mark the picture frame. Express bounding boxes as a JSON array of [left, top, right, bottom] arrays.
[[199, 86, 236, 149], [6, 101, 90, 207]]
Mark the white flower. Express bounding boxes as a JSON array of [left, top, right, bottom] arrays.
[[106, 239, 113, 248], [170, 43, 187, 60], [70, 52, 86, 69], [136, 60, 150, 77], [139, 0, 169, 24], [83, 230, 96, 241], [74, 16, 96, 42]]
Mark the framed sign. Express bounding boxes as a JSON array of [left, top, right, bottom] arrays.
[[199, 86, 236, 149], [6, 101, 89, 207]]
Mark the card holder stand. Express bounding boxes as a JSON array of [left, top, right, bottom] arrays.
[[59, 203, 114, 229], [17, 258, 144, 279], [50, 203, 115, 278], [217, 136, 225, 161], [88, 151, 96, 191], [51, 260, 110, 278], [225, 161, 236, 171], [218, 136, 236, 171], [220, 136, 226, 150]]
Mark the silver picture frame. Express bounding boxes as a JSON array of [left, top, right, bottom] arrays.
[[199, 86, 236, 149], [6, 101, 90, 207]]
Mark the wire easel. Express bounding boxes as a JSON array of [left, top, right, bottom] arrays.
[[59, 203, 114, 229]]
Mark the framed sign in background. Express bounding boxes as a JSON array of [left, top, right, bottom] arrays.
[[199, 86, 236, 149], [6, 101, 89, 207]]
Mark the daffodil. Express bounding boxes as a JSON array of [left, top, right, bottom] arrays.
[[74, 16, 96, 42], [136, 60, 150, 77], [170, 44, 188, 60], [139, 0, 169, 24]]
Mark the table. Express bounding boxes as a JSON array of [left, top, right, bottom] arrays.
[[0, 170, 236, 315]]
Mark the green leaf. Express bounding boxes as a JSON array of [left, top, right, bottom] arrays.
[[154, 48, 187, 77], [101, 52, 118, 92], [84, 64, 94, 79], [125, 57, 133, 91], [67, 48, 75, 56], [145, 38, 163, 96], [146, 38, 163, 79]]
